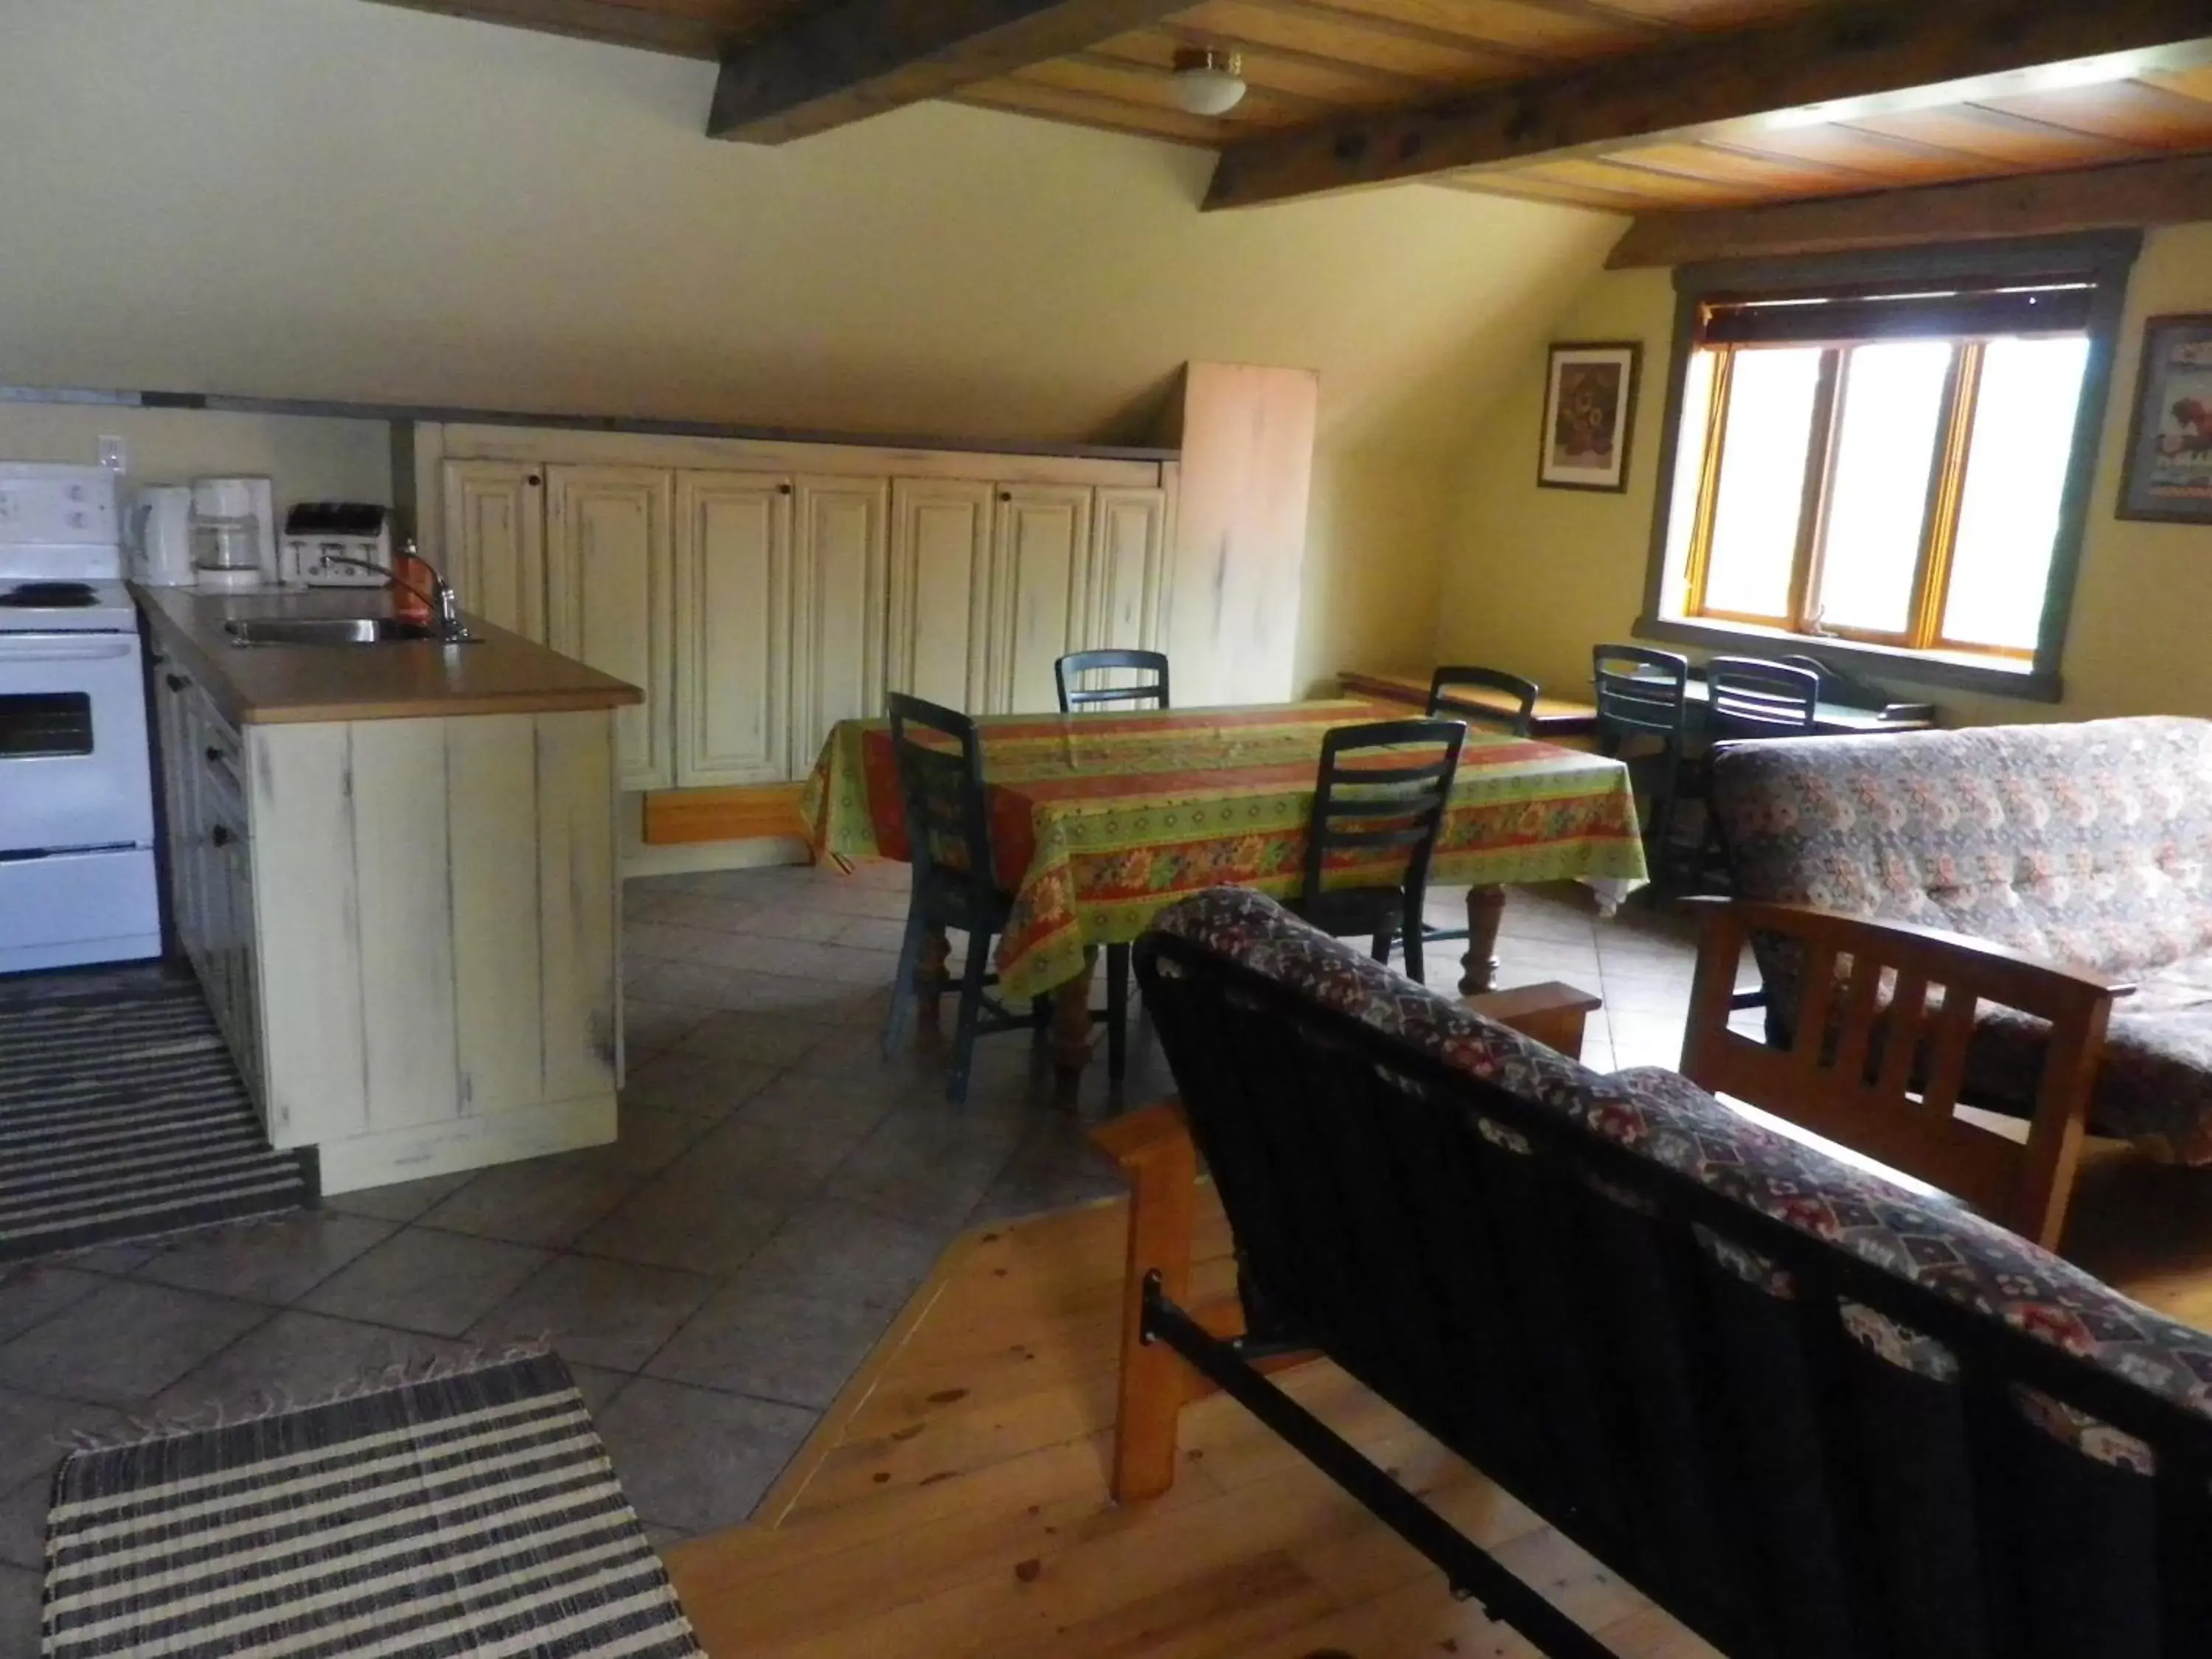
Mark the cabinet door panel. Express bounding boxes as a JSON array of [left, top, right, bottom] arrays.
[[675, 473, 791, 787], [990, 486, 1093, 714], [351, 719, 462, 1130], [888, 479, 990, 712], [792, 476, 888, 768], [547, 466, 673, 792], [442, 461, 546, 641], [1090, 487, 1170, 652]]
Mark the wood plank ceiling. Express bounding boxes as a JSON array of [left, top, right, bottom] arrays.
[[372, 0, 2212, 215]]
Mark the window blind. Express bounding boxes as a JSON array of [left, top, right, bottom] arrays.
[[1697, 279, 2096, 347]]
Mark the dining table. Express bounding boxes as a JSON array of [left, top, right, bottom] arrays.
[[801, 697, 1649, 1090]]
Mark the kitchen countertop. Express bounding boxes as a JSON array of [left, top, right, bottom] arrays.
[[133, 585, 643, 726]]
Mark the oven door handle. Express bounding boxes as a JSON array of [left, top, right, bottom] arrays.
[[0, 639, 138, 663]]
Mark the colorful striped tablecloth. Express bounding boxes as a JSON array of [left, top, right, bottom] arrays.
[[801, 699, 1647, 999]]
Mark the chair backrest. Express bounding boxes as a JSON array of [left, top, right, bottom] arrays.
[[886, 692, 994, 893], [1056, 649, 1169, 713], [1680, 898, 2121, 1248], [1298, 718, 1465, 906], [1591, 644, 1689, 741], [1136, 888, 2212, 1659], [1705, 656, 1820, 739], [1426, 664, 1540, 737]]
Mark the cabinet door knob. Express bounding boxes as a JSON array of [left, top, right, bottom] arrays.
[[779, 482, 792, 495], [526, 473, 542, 487], [211, 825, 234, 848], [204, 745, 227, 765], [165, 673, 187, 692]]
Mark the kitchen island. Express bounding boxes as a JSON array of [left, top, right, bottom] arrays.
[[136, 585, 641, 1194]]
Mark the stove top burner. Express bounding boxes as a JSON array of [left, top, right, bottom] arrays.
[[0, 581, 98, 608]]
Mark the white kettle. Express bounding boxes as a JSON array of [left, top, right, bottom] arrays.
[[131, 485, 195, 586]]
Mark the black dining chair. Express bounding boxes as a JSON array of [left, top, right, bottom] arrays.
[[1051, 652, 1171, 1079], [880, 694, 1127, 1102], [1425, 664, 1540, 737], [1592, 644, 1692, 877], [1705, 655, 1821, 739], [1055, 650, 1169, 714], [1687, 655, 1824, 899], [1415, 667, 1540, 961], [1287, 719, 1467, 985]]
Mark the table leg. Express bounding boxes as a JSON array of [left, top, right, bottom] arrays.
[[1051, 947, 1099, 1102], [916, 928, 951, 1032], [1459, 885, 1507, 995]]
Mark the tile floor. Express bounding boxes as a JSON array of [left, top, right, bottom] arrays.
[[0, 861, 1704, 1644]]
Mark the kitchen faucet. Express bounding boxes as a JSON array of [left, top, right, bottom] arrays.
[[318, 550, 476, 644]]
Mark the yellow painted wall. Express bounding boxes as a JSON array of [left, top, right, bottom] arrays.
[[0, 0, 1621, 690], [0, 406, 390, 507], [1438, 223, 2212, 723]]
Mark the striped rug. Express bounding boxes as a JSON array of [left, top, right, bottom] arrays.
[[0, 973, 313, 1265], [43, 1351, 702, 1658]]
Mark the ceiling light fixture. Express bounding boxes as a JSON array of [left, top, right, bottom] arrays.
[[1169, 47, 1247, 116]]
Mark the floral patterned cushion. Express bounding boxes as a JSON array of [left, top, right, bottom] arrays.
[[1151, 888, 2212, 1458], [1711, 717, 2212, 1162]]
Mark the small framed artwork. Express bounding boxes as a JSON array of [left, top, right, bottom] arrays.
[[1538, 341, 1641, 493], [2118, 314, 2212, 524]]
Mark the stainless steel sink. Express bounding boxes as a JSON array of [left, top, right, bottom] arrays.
[[225, 617, 452, 647]]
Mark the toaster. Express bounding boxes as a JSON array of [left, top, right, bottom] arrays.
[[282, 502, 392, 587]]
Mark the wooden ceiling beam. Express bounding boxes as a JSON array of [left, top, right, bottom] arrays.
[[707, 0, 1197, 142], [1606, 148, 2212, 265], [1203, 0, 2212, 209]]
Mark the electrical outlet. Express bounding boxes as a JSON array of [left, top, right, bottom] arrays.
[[97, 435, 126, 473]]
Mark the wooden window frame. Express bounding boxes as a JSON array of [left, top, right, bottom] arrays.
[[1638, 234, 2141, 703], [1681, 335, 2034, 658]]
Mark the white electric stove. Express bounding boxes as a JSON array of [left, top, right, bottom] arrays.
[[0, 464, 161, 974]]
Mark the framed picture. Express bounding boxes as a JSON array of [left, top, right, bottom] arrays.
[[2118, 314, 2212, 524], [1538, 341, 1641, 493]]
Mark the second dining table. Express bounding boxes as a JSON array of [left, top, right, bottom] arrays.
[[802, 697, 1649, 1089]]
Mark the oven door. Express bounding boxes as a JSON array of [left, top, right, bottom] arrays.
[[0, 631, 156, 855]]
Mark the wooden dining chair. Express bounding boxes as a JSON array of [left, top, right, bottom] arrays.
[[1680, 898, 2126, 1249], [1288, 719, 1466, 985], [1051, 650, 1172, 1079], [1425, 664, 1540, 737], [1592, 644, 1692, 878], [1056, 650, 1170, 714]]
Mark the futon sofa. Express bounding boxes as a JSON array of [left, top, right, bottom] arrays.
[[1711, 716, 2212, 1163], [1130, 888, 2212, 1658]]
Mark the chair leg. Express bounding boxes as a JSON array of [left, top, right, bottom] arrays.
[[1400, 903, 1425, 985], [1106, 942, 1130, 1082], [1646, 745, 1683, 880], [882, 900, 928, 1060], [947, 931, 992, 1104], [1369, 930, 1391, 964]]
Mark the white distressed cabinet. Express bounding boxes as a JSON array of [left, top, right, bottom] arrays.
[[421, 425, 1174, 796], [547, 465, 675, 792], [887, 478, 992, 712], [990, 484, 1094, 715], [150, 645, 621, 1193], [791, 476, 890, 765], [442, 459, 545, 642], [674, 471, 792, 788]]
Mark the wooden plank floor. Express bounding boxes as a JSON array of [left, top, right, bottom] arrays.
[[664, 1186, 1718, 1658]]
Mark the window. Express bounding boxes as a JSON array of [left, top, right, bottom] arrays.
[[1644, 238, 2136, 699]]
